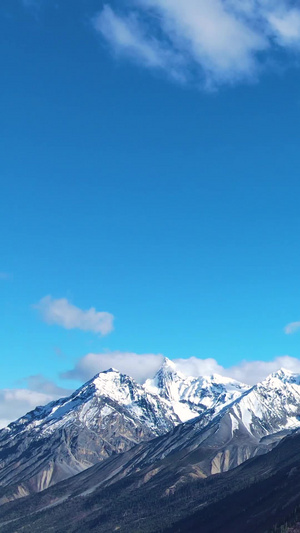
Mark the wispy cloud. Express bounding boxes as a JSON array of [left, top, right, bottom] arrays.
[[2, 353, 300, 428], [62, 351, 165, 384], [93, 0, 300, 87], [94, 5, 186, 82], [0, 375, 72, 429], [23, 374, 71, 397], [61, 351, 300, 386], [34, 296, 114, 336], [284, 321, 300, 334], [174, 355, 300, 385], [268, 8, 300, 46], [0, 389, 52, 429], [0, 388, 57, 429], [0, 376, 71, 428]]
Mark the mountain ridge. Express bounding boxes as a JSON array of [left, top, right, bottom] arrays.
[[1, 359, 300, 505]]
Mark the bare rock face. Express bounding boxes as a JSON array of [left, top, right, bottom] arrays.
[[1, 361, 300, 508], [0, 369, 179, 500], [1, 392, 300, 533], [0, 360, 250, 501], [144, 357, 250, 422]]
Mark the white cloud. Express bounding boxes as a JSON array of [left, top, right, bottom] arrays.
[[34, 296, 114, 336], [285, 321, 300, 334], [93, 5, 185, 82], [174, 355, 300, 385], [94, 0, 300, 87], [0, 376, 72, 429], [24, 374, 71, 397], [0, 389, 56, 429], [3, 353, 300, 428], [0, 420, 12, 429], [268, 8, 300, 46], [62, 351, 300, 386], [62, 351, 165, 384]]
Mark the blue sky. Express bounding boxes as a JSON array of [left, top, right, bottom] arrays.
[[1, 0, 300, 423]]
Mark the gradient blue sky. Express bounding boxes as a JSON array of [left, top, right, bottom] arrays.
[[1, 1, 300, 415]]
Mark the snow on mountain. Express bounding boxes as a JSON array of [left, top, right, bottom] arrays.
[[94, 367, 300, 488], [0, 368, 181, 499], [144, 357, 250, 422], [229, 368, 300, 438], [0, 360, 249, 501], [2, 360, 300, 504], [6, 366, 300, 530], [5, 367, 179, 438]]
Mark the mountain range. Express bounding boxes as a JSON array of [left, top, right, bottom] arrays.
[[0, 358, 250, 501], [1, 358, 300, 531]]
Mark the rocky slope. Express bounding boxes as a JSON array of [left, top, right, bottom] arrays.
[[144, 357, 249, 421], [1, 403, 300, 532], [1, 361, 300, 508], [0, 368, 177, 500], [0, 359, 249, 500]]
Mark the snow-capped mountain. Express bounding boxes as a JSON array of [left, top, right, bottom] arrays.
[[68, 367, 300, 491], [3, 370, 300, 532], [0, 359, 249, 501], [145, 357, 250, 421], [1, 360, 300, 505], [0, 367, 181, 499], [228, 368, 300, 438]]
